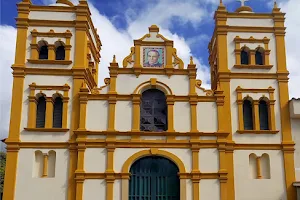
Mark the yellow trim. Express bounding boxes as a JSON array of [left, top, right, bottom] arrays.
[[166, 95, 175, 140], [45, 97, 54, 128], [27, 83, 70, 129], [189, 96, 198, 132], [107, 96, 116, 132], [214, 6, 235, 200], [273, 7, 296, 198], [233, 64, 273, 69], [3, 1, 29, 199], [105, 148, 115, 200], [133, 80, 173, 95], [131, 94, 141, 134], [56, 0, 74, 7], [122, 47, 135, 68], [27, 59, 73, 65], [253, 100, 260, 130], [236, 86, 277, 133], [256, 157, 262, 179], [191, 148, 200, 200], [79, 86, 89, 130], [42, 154, 49, 178], [122, 149, 186, 173]]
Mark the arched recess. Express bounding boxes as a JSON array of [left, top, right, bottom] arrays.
[[36, 93, 47, 128], [261, 153, 271, 179], [249, 153, 258, 179], [133, 80, 173, 95], [241, 46, 250, 65], [48, 150, 56, 178], [243, 96, 254, 130], [33, 150, 44, 178], [38, 40, 49, 60], [255, 47, 265, 65], [52, 93, 63, 128], [121, 149, 186, 200], [259, 97, 270, 130], [54, 41, 65, 60]]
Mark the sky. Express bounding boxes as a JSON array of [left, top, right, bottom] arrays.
[[0, 0, 299, 149]]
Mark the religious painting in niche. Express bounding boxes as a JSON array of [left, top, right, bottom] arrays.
[[143, 47, 164, 68]]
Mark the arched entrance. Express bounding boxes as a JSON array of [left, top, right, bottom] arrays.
[[129, 156, 180, 200]]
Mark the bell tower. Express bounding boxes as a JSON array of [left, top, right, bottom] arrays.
[[3, 0, 101, 200], [208, 1, 296, 200]]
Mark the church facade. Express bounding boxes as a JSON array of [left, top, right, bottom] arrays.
[[3, 0, 300, 200]]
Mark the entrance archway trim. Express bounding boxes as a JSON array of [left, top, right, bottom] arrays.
[[121, 148, 186, 173]]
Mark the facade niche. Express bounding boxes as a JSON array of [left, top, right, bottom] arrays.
[[33, 150, 56, 178], [249, 153, 271, 179]]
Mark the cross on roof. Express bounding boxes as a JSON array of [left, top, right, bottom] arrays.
[[237, 0, 249, 7]]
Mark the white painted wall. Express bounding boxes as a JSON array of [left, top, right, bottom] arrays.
[[227, 32, 277, 73], [86, 100, 108, 131], [160, 148, 192, 172], [20, 75, 73, 142], [114, 180, 121, 200], [114, 148, 147, 173], [200, 180, 220, 200], [83, 180, 106, 200], [186, 179, 192, 200], [227, 18, 274, 27], [115, 101, 132, 131], [230, 79, 282, 144], [197, 102, 218, 132], [292, 118, 300, 180], [199, 149, 219, 173], [174, 102, 191, 132], [116, 74, 189, 95], [15, 149, 69, 200], [29, 11, 76, 21], [84, 148, 106, 173], [234, 150, 287, 200]]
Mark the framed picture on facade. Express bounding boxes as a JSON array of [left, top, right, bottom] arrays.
[[142, 47, 165, 68]]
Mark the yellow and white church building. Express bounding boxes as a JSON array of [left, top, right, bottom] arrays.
[[3, 0, 300, 200]]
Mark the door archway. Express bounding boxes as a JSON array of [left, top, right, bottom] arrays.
[[129, 156, 180, 200]]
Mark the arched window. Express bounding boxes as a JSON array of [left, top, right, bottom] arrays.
[[36, 96, 46, 128], [241, 47, 250, 65], [259, 100, 269, 130], [129, 156, 180, 200], [53, 96, 63, 128], [55, 41, 65, 60], [243, 99, 253, 130], [140, 89, 167, 132], [255, 47, 264, 65], [38, 41, 48, 60]]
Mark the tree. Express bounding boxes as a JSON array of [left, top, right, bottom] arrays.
[[0, 152, 6, 195]]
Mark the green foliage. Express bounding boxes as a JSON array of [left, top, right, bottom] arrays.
[[0, 152, 6, 194]]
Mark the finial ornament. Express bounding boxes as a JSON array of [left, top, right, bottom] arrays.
[[274, 0, 278, 8], [190, 56, 194, 65], [237, 0, 249, 7], [112, 55, 116, 63]]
